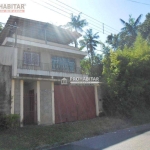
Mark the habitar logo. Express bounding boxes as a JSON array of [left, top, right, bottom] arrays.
[[61, 78, 67, 85], [0, 4, 26, 13], [70, 77, 99, 84], [0, 4, 26, 9]]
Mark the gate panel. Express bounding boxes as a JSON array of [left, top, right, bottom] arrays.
[[54, 85, 96, 124], [85, 86, 96, 119], [76, 86, 88, 120], [55, 85, 67, 123], [65, 86, 78, 122]]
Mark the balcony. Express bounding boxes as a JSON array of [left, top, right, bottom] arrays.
[[3, 37, 87, 57], [17, 60, 86, 78]]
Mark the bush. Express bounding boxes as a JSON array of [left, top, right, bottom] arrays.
[[0, 114, 19, 130], [102, 35, 150, 117], [0, 114, 7, 129], [131, 108, 150, 124]]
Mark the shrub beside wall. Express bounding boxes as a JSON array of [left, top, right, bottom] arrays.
[[0, 114, 19, 129], [102, 35, 150, 117]]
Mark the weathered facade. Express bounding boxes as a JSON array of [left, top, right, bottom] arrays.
[[0, 15, 102, 126], [0, 65, 11, 114]]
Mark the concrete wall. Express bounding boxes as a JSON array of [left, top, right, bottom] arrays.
[[0, 65, 11, 114], [97, 86, 103, 113], [0, 46, 14, 66], [0, 46, 18, 77], [40, 81, 53, 125], [14, 80, 20, 114]]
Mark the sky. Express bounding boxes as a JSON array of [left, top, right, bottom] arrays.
[[0, 0, 150, 46]]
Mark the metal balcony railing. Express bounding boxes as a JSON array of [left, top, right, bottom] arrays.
[[17, 60, 51, 71], [17, 60, 81, 74]]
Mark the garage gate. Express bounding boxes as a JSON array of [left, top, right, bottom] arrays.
[[54, 85, 96, 124]]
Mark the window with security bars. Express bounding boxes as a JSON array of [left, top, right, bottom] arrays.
[[23, 52, 40, 66], [52, 56, 76, 72]]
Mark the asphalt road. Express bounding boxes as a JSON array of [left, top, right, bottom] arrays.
[[49, 124, 150, 150]]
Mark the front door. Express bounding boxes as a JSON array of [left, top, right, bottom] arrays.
[[24, 90, 37, 125], [29, 90, 35, 124]]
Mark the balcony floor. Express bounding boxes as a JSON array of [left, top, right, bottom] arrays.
[[17, 69, 87, 78]]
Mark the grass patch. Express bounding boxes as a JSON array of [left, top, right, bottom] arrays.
[[131, 109, 150, 125], [0, 115, 149, 150]]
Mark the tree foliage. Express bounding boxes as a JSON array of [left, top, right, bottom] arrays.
[[102, 35, 150, 116], [66, 13, 88, 32], [120, 14, 142, 37], [80, 54, 103, 77], [106, 15, 142, 50], [65, 13, 88, 47], [106, 34, 120, 50], [138, 13, 150, 42], [79, 29, 100, 65]]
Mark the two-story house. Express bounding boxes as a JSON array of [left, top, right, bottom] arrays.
[[0, 15, 102, 126]]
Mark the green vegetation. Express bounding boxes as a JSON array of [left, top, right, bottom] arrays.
[[106, 14, 142, 50], [65, 13, 88, 32], [80, 55, 103, 77], [73, 12, 150, 118], [102, 35, 150, 116], [0, 114, 19, 130], [139, 13, 150, 42], [79, 29, 100, 65], [1, 116, 150, 150], [65, 13, 88, 47]]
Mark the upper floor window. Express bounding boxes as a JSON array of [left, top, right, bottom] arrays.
[[52, 56, 75, 72], [23, 52, 40, 66]]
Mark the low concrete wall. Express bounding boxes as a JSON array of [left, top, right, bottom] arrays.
[[97, 85, 103, 113], [14, 80, 20, 114], [0, 65, 11, 114], [40, 81, 53, 125]]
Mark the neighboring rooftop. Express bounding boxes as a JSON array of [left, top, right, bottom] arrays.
[[0, 15, 81, 45]]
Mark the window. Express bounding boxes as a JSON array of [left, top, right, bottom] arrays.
[[52, 56, 76, 72], [23, 52, 40, 66]]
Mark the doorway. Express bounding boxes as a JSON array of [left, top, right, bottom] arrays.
[[24, 81, 37, 125]]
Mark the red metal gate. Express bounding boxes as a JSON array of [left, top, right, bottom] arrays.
[[55, 85, 96, 124]]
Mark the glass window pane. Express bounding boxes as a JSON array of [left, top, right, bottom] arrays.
[[52, 56, 75, 72], [23, 52, 31, 65], [23, 52, 40, 66]]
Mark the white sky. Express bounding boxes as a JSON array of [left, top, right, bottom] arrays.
[[0, 0, 150, 51]]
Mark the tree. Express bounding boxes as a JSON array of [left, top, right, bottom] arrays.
[[65, 13, 88, 47], [90, 54, 103, 77], [79, 29, 100, 65], [80, 54, 103, 77], [106, 34, 120, 50], [106, 15, 142, 50], [119, 14, 142, 48], [102, 35, 150, 116], [99, 42, 111, 56], [120, 14, 142, 37], [80, 58, 91, 75], [139, 13, 150, 42]]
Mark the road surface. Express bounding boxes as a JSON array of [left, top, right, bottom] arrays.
[[47, 124, 150, 150]]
